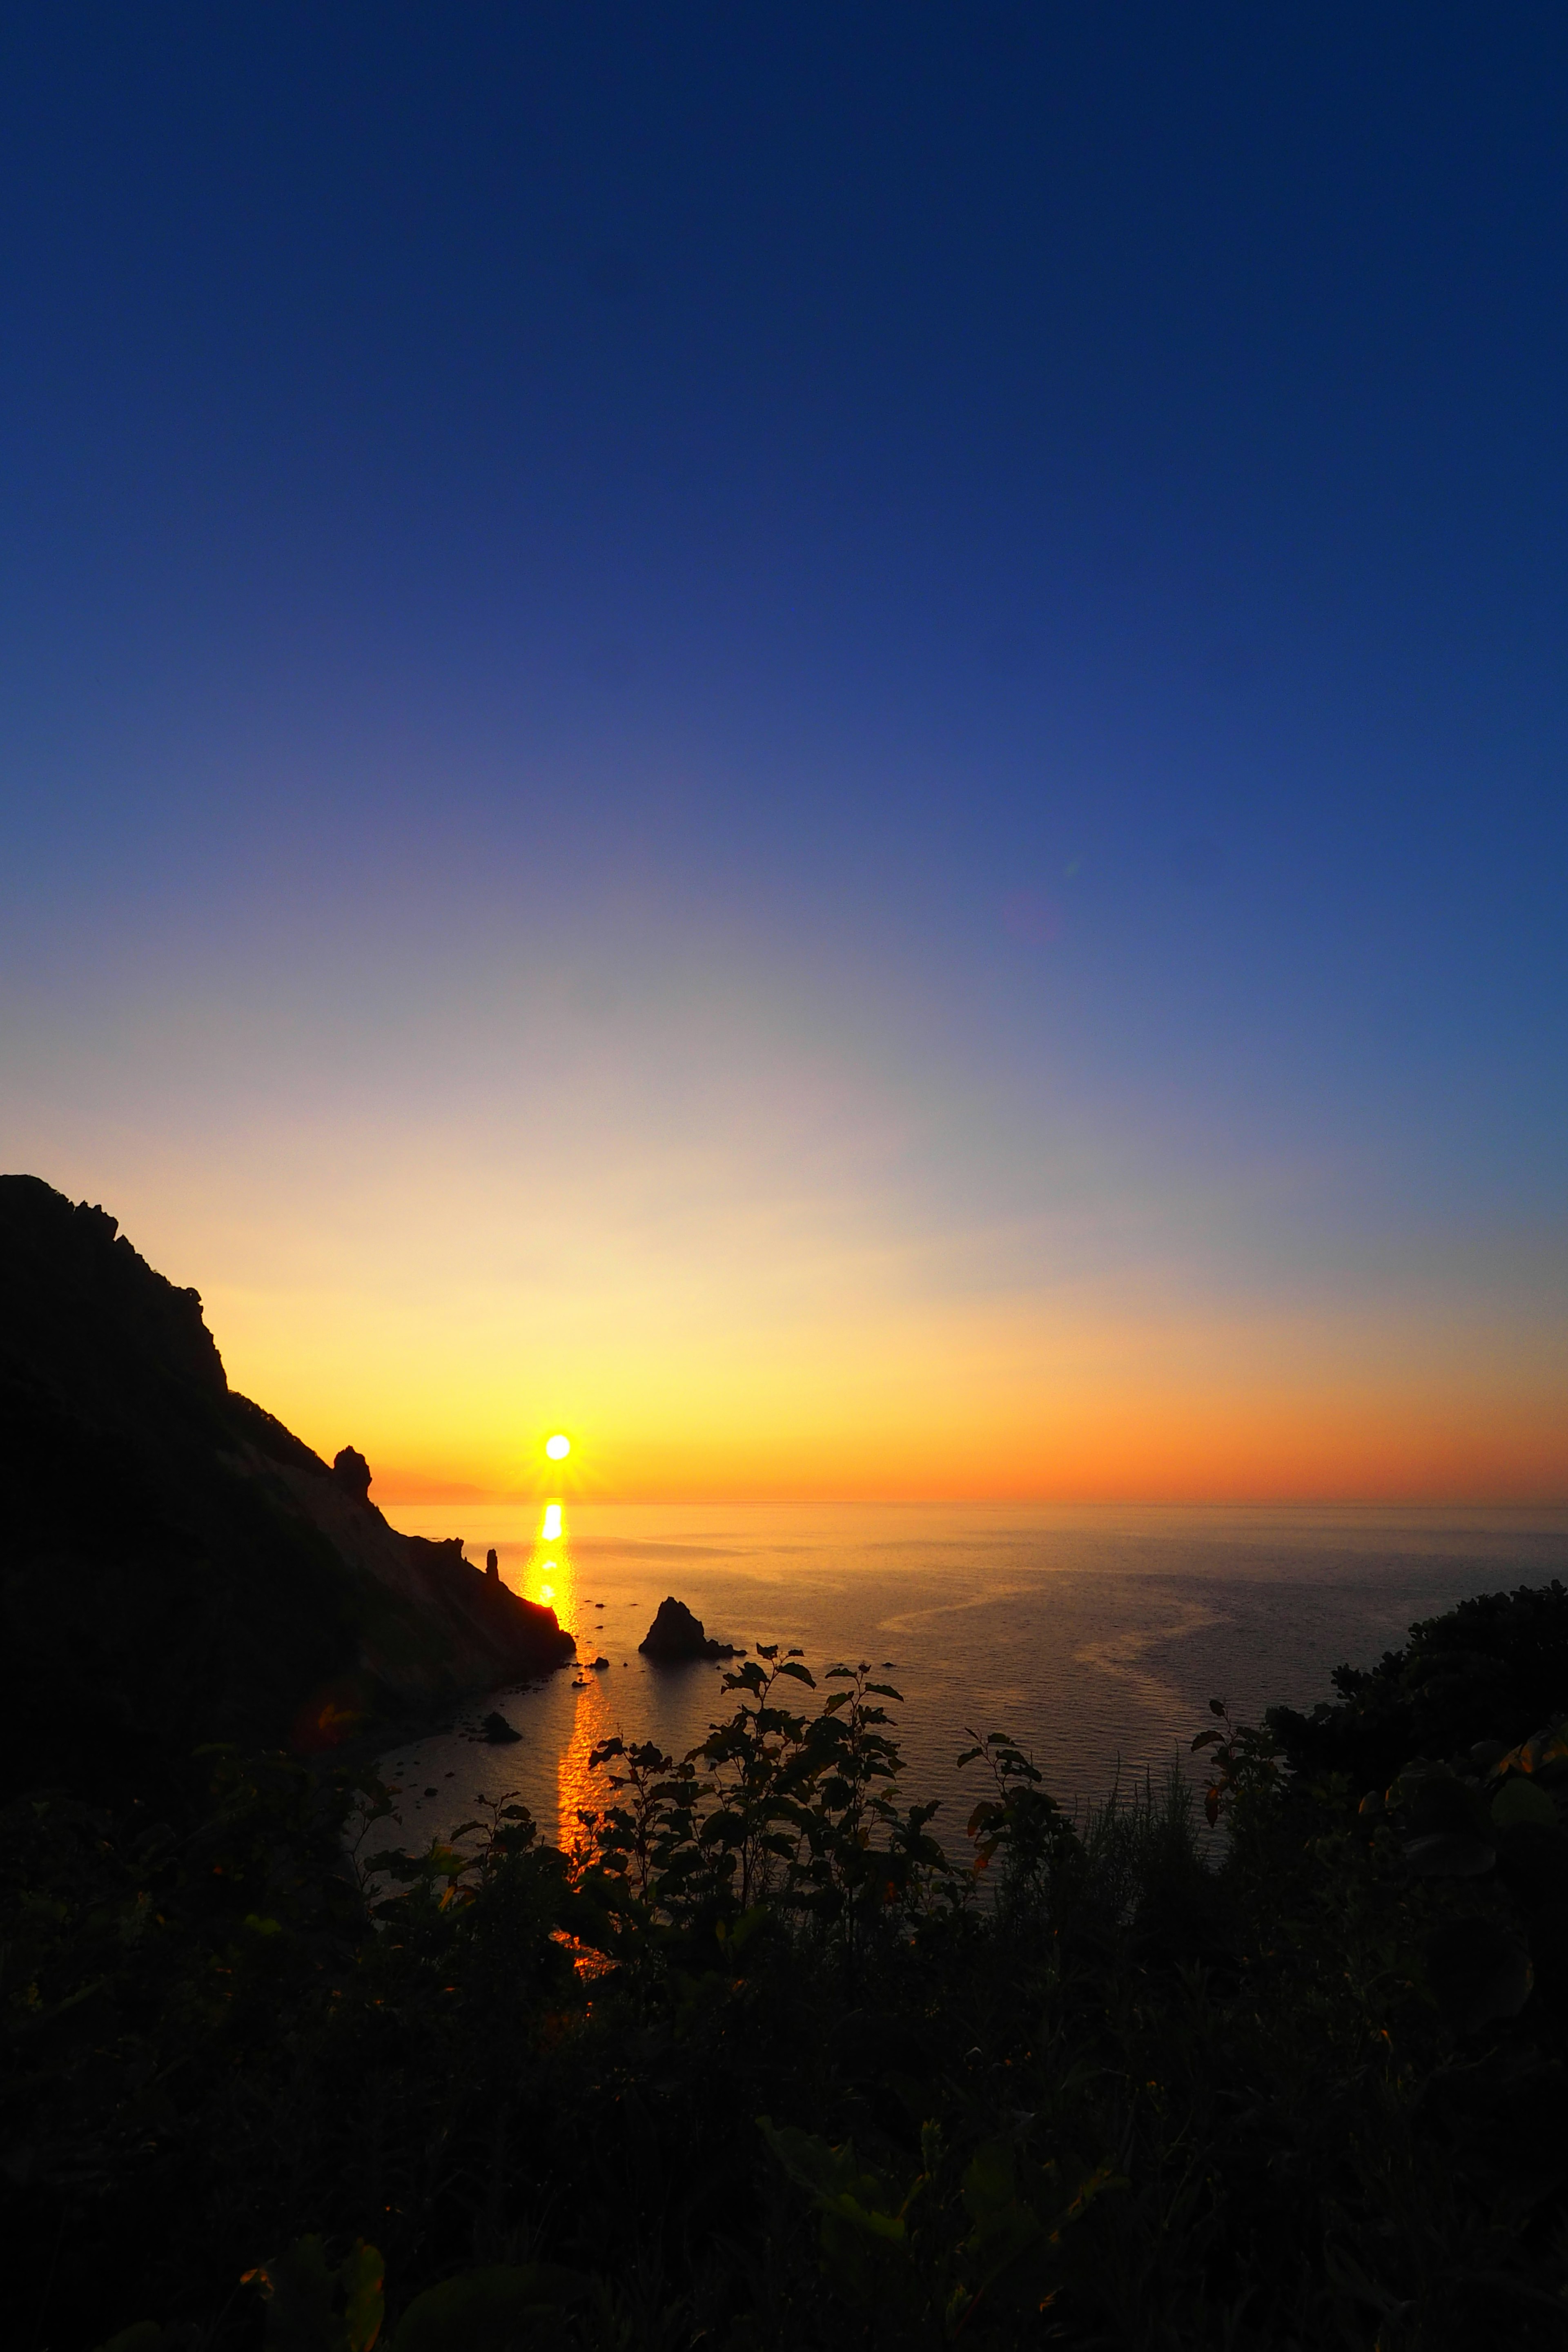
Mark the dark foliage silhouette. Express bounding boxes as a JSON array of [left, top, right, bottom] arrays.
[[7, 1587, 1568, 2350]]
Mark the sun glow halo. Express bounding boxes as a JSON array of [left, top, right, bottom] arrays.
[[545, 1433, 570, 1461]]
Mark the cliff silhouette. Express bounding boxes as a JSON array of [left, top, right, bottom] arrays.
[[0, 1176, 572, 1801]]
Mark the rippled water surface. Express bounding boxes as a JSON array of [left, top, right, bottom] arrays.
[[374, 1501, 1568, 1859]]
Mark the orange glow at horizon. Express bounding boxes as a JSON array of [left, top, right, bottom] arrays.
[[311, 1344, 1568, 1509], [116, 1131, 1566, 1511]]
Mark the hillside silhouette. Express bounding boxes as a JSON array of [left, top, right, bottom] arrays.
[[0, 1176, 571, 1802]]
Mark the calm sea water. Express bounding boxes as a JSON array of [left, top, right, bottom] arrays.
[[374, 1501, 1568, 1860]]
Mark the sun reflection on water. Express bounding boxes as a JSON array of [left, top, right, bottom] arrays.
[[558, 1671, 614, 1858], [522, 1499, 573, 1616], [512, 1490, 615, 1849]]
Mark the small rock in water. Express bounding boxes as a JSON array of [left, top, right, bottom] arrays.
[[482, 1711, 522, 1744], [639, 1595, 738, 1662]]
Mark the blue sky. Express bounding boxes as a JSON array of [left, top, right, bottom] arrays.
[[2, 5, 1564, 1497]]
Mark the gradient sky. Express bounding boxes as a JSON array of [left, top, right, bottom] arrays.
[[2, 5, 1565, 1502]]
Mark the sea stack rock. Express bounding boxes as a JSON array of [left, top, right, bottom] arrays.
[[638, 1596, 737, 1662], [486, 1547, 499, 1581], [331, 1446, 373, 1506]]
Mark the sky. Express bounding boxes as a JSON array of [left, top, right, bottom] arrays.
[[2, 4, 1565, 1504]]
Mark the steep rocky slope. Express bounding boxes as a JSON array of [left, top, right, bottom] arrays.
[[0, 1176, 571, 1799]]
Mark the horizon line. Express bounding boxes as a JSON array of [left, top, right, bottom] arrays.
[[370, 1489, 1568, 1514]]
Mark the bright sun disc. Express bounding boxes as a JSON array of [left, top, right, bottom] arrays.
[[545, 1433, 570, 1461]]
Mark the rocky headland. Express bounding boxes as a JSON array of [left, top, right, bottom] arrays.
[[0, 1175, 573, 1802]]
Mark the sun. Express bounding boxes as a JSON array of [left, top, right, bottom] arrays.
[[545, 1432, 571, 1461]]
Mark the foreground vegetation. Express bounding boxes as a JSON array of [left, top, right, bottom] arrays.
[[6, 1587, 1568, 2351]]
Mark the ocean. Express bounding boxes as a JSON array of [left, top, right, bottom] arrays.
[[373, 1500, 1568, 1862]]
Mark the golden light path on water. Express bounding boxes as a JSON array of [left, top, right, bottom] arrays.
[[479, 1434, 618, 1843], [515, 1483, 615, 1843]]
